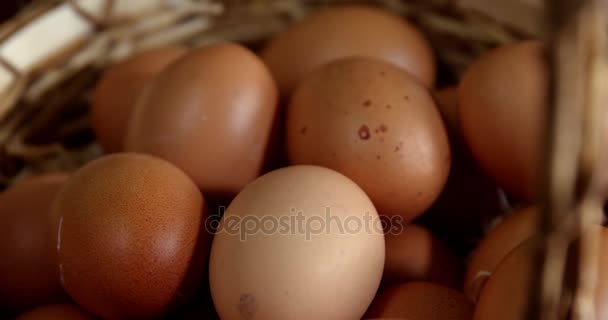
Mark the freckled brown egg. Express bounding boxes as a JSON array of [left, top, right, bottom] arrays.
[[209, 165, 385, 320], [261, 5, 436, 96], [383, 224, 463, 289], [465, 206, 536, 302], [365, 282, 474, 319], [91, 46, 187, 152], [0, 174, 69, 314], [474, 227, 608, 320], [126, 43, 278, 198], [286, 57, 450, 221], [15, 304, 94, 320], [459, 41, 547, 199], [50, 153, 209, 319]]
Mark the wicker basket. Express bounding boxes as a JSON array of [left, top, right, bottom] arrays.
[[0, 0, 606, 319]]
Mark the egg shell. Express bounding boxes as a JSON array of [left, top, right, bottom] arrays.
[[465, 206, 536, 301], [286, 57, 450, 221], [50, 153, 209, 319], [0, 174, 69, 314], [474, 227, 608, 320], [365, 281, 474, 319], [126, 42, 278, 198], [209, 165, 385, 320], [459, 41, 547, 199], [261, 5, 436, 95], [91, 46, 187, 152], [383, 224, 463, 288], [15, 304, 94, 320]]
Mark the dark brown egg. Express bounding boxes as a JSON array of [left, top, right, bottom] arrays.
[[126, 43, 278, 198], [50, 153, 209, 319], [459, 41, 547, 199], [15, 304, 94, 320], [383, 224, 463, 289], [261, 5, 436, 95], [474, 227, 608, 320], [465, 206, 536, 302], [286, 57, 450, 221], [91, 46, 187, 152], [0, 174, 69, 314], [366, 282, 474, 319]]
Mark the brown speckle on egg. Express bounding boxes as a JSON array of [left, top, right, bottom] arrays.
[[358, 125, 371, 140], [237, 294, 257, 320]]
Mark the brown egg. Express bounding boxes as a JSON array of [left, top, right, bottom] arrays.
[[261, 5, 436, 96], [210, 166, 385, 320], [0, 174, 69, 314], [15, 304, 94, 320], [91, 46, 187, 152], [286, 57, 450, 221], [465, 206, 536, 301], [50, 153, 209, 319], [459, 41, 547, 199], [474, 227, 608, 320], [383, 224, 463, 288], [433, 86, 460, 135], [126, 43, 278, 198], [365, 282, 474, 319]]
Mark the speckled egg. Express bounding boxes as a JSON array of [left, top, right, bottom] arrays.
[[50, 153, 209, 319], [286, 57, 450, 221]]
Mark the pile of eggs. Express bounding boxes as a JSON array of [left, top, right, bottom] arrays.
[[2, 5, 607, 320]]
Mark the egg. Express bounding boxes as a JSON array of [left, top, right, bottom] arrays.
[[209, 166, 385, 320], [474, 227, 608, 319], [365, 282, 474, 319], [465, 206, 536, 301], [261, 5, 436, 96], [15, 304, 94, 320], [383, 224, 463, 288], [0, 174, 69, 314], [91, 46, 187, 152], [286, 57, 450, 221], [50, 153, 209, 319], [126, 43, 278, 198], [459, 41, 547, 199]]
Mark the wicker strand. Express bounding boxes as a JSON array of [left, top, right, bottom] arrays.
[[528, 0, 608, 319]]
